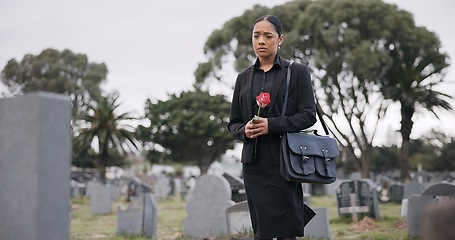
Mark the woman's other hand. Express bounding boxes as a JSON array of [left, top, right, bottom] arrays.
[[245, 117, 269, 138]]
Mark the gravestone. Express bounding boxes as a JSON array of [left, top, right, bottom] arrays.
[[336, 179, 380, 220], [0, 92, 71, 240], [422, 182, 455, 196], [85, 181, 100, 198], [143, 193, 158, 239], [171, 178, 182, 196], [153, 175, 171, 200], [407, 182, 455, 238], [184, 174, 235, 238], [117, 206, 143, 235], [389, 183, 404, 203], [90, 184, 112, 214], [400, 199, 409, 217], [376, 175, 395, 202], [223, 172, 246, 202], [403, 181, 424, 199], [226, 201, 253, 236], [304, 208, 331, 240], [407, 194, 434, 237], [109, 184, 122, 200], [71, 180, 82, 198], [116, 193, 157, 239]]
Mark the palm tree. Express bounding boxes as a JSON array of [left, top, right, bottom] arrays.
[[74, 92, 139, 183], [382, 26, 453, 181]]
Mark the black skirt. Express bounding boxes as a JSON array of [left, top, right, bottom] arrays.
[[243, 136, 305, 238]]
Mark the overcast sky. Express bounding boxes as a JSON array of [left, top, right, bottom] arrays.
[[1, 0, 454, 143]]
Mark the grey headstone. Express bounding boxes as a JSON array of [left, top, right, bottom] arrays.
[[0, 92, 71, 240], [171, 178, 182, 196], [226, 201, 252, 236], [304, 208, 331, 239], [117, 206, 143, 236], [116, 192, 158, 238], [422, 182, 455, 196], [407, 194, 435, 237], [184, 174, 235, 238], [109, 184, 121, 200], [71, 180, 81, 198], [85, 181, 99, 197], [143, 193, 158, 239], [403, 181, 424, 199], [153, 176, 171, 200], [90, 185, 112, 214]]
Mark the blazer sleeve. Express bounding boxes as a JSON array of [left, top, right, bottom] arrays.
[[227, 72, 249, 142], [267, 63, 317, 134]]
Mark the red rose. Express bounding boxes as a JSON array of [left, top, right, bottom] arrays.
[[256, 92, 270, 108], [253, 92, 270, 158]]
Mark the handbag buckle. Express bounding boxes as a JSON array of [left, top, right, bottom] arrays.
[[322, 149, 331, 166], [299, 146, 309, 164]]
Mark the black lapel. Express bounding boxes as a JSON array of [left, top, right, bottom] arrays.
[[245, 66, 255, 119]]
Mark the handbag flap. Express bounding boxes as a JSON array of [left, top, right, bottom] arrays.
[[286, 132, 339, 158]]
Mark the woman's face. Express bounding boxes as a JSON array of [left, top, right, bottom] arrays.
[[252, 20, 283, 59]]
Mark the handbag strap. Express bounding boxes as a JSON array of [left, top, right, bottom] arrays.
[[281, 61, 330, 135]]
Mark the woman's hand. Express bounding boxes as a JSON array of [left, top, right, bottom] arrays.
[[245, 117, 269, 138]]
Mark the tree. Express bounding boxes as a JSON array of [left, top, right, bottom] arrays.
[[439, 138, 455, 171], [371, 145, 399, 173], [74, 92, 138, 182], [1, 48, 107, 118], [194, 0, 452, 179], [137, 89, 235, 174], [380, 26, 452, 181], [371, 131, 455, 174], [408, 132, 455, 172]]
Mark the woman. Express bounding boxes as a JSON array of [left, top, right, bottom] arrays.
[[227, 15, 317, 239]]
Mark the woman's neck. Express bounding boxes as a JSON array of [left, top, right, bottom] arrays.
[[258, 55, 276, 72]]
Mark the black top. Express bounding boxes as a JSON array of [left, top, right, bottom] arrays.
[[228, 55, 317, 164]]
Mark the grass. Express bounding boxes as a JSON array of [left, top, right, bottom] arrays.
[[70, 195, 413, 240]]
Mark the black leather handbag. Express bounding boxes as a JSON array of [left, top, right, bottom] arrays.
[[280, 63, 339, 184]]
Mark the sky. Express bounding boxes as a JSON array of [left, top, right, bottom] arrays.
[[1, 0, 454, 144]]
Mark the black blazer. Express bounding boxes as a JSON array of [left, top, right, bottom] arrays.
[[228, 58, 317, 164]]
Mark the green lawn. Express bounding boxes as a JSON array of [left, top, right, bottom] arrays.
[[70, 195, 413, 240]]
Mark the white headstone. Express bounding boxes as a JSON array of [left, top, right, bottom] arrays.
[[226, 201, 252, 236]]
